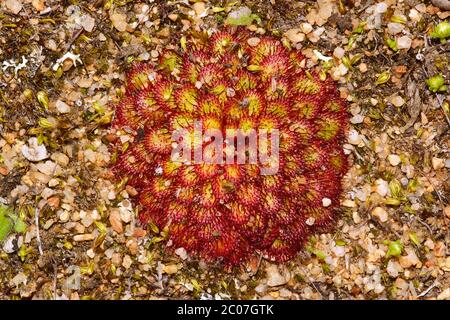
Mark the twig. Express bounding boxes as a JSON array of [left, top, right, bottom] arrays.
[[34, 207, 43, 256], [435, 93, 450, 127], [418, 169, 449, 253], [53, 262, 58, 300], [91, 0, 105, 9], [357, 1, 373, 14], [300, 266, 325, 299], [249, 253, 263, 276], [415, 216, 433, 235], [64, 28, 84, 52], [308, 280, 326, 300], [352, 148, 365, 162], [417, 280, 437, 298], [419, 169, 448, 213]]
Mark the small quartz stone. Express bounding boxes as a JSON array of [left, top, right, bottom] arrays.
[[350, 114, 364, 124], [73, 234, 95, 242], [109, 209, 123, 234], [80, 14, 95, 32], [247, 37, 260, 47], [122, 255, 133, 269], [193, 2, 207, 17], [175, 247, 188, 260], [388, 154, 401, 166], [387, 22, 404, 34], [300, 22, 313, 34], [55, 100, 70, 113], [285, 29, 305, 44], [333, 48, 345, 61], [390, 96, 405, 107], [322, 198, 332, 207], [5, 0, 23, 14], [110, 12, 127, 32], [348, 130, 362, 145], [21, 137, 48, 162], [397, 36, 412, 50], [432, 157, 444, 170], [375, 179, 389, 197], [163, 264, 179, 274], [372, 207, 388, 222], [266, 265, 289, 287]]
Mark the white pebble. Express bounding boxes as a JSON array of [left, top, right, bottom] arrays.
[[322, 198, 332, 207], [348, 129, 362, 145], [332, 245, 346, 257], [390, 95, 405, 107], [375, 2, 388, 14], [5, 0, 23, 14], [305, 217, 315, 226], [333, 47, 345, 59], [284, 28, 305, 44], [175, 247, 188, 260], [73, 234, 94, 242], [247, 37, 260, 47], [387, 22, 404, 35], [397, 36, 412, 50], [55, 100, 70, 114], [432, 157, 444, 170], [375, 179, 390, 197], [80, 14, 95, 33], [350, 114, 364, 124], [300, 22, 313, 34], [388, 154, 401, 166], [372, 207, 388, 222], [21, 137, 48, 162], [58, 211, 70, 222], [86, 249, 95, 258]]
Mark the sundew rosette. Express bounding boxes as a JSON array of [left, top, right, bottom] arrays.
[[111, 29, 349, 265]]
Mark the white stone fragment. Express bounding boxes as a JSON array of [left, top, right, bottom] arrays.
[[322, 197, 332, 207], [397, 36, 412, 50], [55, 100, 70, 114], [388, 154, 401, 166], [21, 137, 48, 162], [372, 207, 388, 222]]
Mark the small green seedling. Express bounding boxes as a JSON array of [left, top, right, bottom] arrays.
[[0, 205, 27, 241], [386, 38, 398, 52], [430, 21, 450, 42], [426, 74, 447, 93], [385, 240, 403, 258]]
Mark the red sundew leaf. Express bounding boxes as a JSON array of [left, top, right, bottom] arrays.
[[248, 38, 285, 65], [175, 85, 199, 113], [143, 128, 172, 154], [209, 31, 237, 56], [198, 95, 222, 117], [126, 63, 157, 92], [262, 221, 308, 262], [259, 53, 291, 81], [197, 64, 226, 87]]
